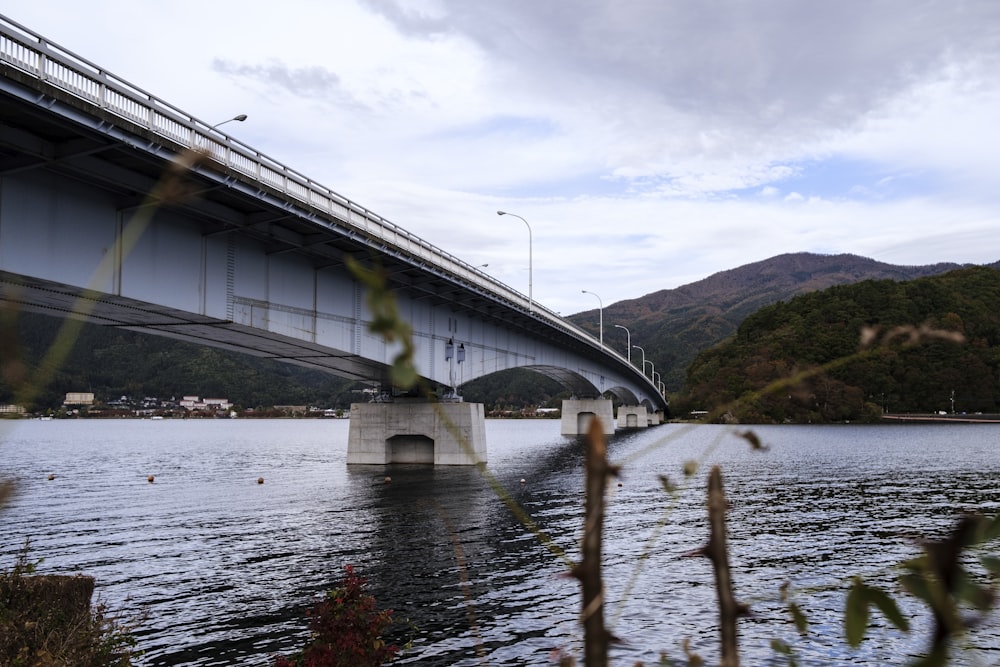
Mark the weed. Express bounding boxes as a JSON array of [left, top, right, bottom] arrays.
[[0, 539, 142, 667]]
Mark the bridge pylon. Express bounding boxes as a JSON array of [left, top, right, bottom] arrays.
[[347, 400, 487, 465], [560, 399, 615, 436], [616, 405, 650, 429]]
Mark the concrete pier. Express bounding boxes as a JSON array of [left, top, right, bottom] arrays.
[[560, 398, 615, 436], [616, 405, 649, 429], [347, 400, 487, 465]]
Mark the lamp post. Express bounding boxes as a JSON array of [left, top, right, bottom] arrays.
[[581, 290, 603, 347], [613, 324, 631, 363], [210, 113, 247, 131], [496, 211, 532, 313], [633, 345, 646, 375]]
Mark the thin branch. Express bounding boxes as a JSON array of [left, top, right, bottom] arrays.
[[571, 417, 618, 667], [705, 465, 747, 667]]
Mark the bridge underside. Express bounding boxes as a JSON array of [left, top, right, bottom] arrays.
[[516, 364, 639, 403], [0, 272, 645, 408], [0, 271, 387, 381]]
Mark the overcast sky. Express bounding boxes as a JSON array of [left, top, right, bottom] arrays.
[[4, 1, 999, 314]]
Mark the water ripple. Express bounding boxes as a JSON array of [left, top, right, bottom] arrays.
[[3, 420, 1000, 665]]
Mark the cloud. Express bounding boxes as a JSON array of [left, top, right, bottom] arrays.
[[362, 1, 1000, 195], [211, 59, 358, 106]]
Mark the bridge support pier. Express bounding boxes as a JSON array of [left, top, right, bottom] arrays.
[[561, 399, 615, 436], [347, 400, 487, 465], [616, 405, 649, 429]]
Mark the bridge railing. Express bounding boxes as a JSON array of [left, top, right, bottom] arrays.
[[0, 14, 645, 385]]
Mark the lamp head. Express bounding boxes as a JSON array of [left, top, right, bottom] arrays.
[[233, 114, 248, 122], [497, 210, 506, 216]]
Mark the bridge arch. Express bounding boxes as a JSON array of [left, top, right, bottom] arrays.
[[447, 365, 644, 410]]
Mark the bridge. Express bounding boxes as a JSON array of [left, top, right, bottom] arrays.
[[0, 14, 666, 464]]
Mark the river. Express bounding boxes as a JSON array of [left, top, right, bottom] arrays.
[[2, 418, 999, 666]]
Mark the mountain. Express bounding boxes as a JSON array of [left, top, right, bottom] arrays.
[[567, 253, 980, 391], [675, 265, 1000, 422]]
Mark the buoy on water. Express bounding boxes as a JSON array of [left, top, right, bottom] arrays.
[[47, 474, 55, 481], [257, 477, 265, 485], [384, 476, 392, 484], [147, 475, 155, 483]]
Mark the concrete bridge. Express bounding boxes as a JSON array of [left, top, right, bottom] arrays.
[[0, 14, 666, 463]]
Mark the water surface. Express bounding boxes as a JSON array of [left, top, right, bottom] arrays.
[[2, 419, 999, 665]]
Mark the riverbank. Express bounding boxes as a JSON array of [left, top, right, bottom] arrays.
[[882, 413, 1000, 423]]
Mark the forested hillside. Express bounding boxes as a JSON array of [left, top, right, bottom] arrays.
[[675, 266, 1000, 423]]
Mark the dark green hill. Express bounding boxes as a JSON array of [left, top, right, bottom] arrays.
[[675, 266, 1000, 423], [568, 252, 970, 390]]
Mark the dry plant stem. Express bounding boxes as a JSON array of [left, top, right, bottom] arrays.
[[706, 465, 741, 667], [571, 418, 617, 667], [0, 480, 14, 509]]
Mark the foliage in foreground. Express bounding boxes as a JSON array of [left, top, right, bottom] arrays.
[[0, 540, 140, 667], [275, 564, 399, 667]]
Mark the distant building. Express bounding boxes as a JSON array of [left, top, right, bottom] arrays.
[[179, 395, 232, 411], [0, 404, 25, 415], [64, 392, 95, 406], [179, 395, 200, 409]]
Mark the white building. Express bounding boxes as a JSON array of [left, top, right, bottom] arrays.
[[64, 392, 95, 406], [179, 395, 232, 411]]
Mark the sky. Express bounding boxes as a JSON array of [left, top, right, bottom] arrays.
[[3, 1, 999, 315]]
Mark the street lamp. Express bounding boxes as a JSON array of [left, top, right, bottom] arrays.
[[581, 290, 603, 347], [210, 113, 248, 131], [633, 345, 646, 375], [613, 324, 631, 363], [497, 211, 532, 313]]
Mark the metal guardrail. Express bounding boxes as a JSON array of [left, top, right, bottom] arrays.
[[0, 13, 649, 382]]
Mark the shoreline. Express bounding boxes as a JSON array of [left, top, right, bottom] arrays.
[[881, 413, 1000, 424]]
